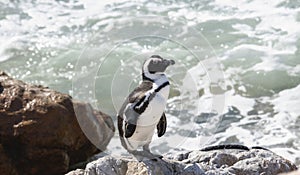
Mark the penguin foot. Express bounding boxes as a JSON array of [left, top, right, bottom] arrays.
[[142, 150, 163, 161], [130, 150, 163, 161], [149, 153, 163, 159]]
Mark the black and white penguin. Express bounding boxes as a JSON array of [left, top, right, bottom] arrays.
[[117, 55, 175, 160]]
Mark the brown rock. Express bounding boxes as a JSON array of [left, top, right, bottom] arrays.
[[0, 72, 115, 175], [0, 144, 18, 175]]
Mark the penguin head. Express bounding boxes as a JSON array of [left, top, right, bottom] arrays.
[[143, 55, 175, 75]]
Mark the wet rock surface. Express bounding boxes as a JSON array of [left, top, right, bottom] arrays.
[[0, 71, 115, 175], [66, 145, 297, 175]]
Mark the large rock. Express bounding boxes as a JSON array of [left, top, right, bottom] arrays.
[[66, 145, 297, 175], [280, 170, 300, 175], [0, 71, 115, 175]]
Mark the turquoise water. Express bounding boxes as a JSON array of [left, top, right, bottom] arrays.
[[1, 0, 300, 165]]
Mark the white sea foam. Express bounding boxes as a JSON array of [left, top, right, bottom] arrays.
[[0, 0, 299, 165]]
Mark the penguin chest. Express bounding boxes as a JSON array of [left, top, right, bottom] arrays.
[[138, 87, 169, 125]]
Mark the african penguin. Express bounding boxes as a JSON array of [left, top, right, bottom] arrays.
[[117, 55, 175, 160]]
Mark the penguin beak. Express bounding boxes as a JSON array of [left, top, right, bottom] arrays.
[[169, 59, 175, 65], [165, 59, 175, 66]]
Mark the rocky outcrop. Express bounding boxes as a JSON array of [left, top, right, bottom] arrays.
[[66, 145, 297, 175], [0, 71, 115, 175], [280, 170, 300, 175]]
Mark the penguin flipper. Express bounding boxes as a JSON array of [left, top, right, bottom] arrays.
[[123, 105, 140, 138], [117, 115, 128, 150], [118, 113, 137, 139], [124, 122, 136, 138], [157, 112, 167, 137]]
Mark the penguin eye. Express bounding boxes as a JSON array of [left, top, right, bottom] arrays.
[[152, 60, 158, 64], [154, 58, 162, 64]]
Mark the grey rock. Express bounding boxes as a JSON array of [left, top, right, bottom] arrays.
[[65, 169, 86, 175], [66, 146, 297, 175], [279, 169, 300, 175]]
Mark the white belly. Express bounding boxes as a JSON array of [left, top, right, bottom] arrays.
[[125, 125, 156, 151], [138, 93, 166, 125], [125, 87, 169, 151]]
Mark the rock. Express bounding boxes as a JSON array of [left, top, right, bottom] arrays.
[[0, 82, 4, 94], [0, 144, 18, 175], [65, 169, 85, 175], [67, 145, 297, 175], [280, 169, 300, 175], [0, 72, 115, 175]]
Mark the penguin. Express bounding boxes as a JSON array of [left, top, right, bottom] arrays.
[[117, 55, 175, 160]]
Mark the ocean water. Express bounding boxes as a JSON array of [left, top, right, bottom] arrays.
[[0, 0, 300, 166]]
